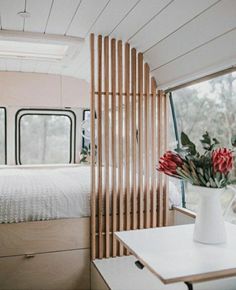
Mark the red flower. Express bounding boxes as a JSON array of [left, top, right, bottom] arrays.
[[157, 151, 183, 177], [212, 148, 233, 175]]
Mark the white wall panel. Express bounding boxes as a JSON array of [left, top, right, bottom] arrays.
[[145, 0, 236, 70], [20, 60, 37, 72], [111, 0, 172, 41], [91, 0, 138, 36], [6, 59, 20, 71], [46, 0, 81, 35], [24, 0, 52, 33], [67, 0, 109, 37], [154, 28, 236, 89], [0, 71, 89, 107], [34, 61, 51, 73], [0, 0, 24, 30], [129, 0, 218, 52]]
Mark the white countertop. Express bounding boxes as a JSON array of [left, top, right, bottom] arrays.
[[115, 223, 236, 284]]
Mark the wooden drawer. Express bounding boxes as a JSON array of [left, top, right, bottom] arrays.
[[0, 249, 90, 290], [0, 218, 90, 257]]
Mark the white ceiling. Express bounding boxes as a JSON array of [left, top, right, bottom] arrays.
[[0, 0, 235, 89]]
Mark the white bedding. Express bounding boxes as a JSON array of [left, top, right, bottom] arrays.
[[0, 166, 91, 223], [0, 166, 181, 224]]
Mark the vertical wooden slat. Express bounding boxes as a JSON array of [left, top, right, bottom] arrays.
[[138, 53, 144, 229], [144, 63, 150, 228], [118, 40, 124, 256], [151, 78, 157, 228], [111, 38, 117, 257], [125, 43, 131, 237], [90, 33, 96, 260], [104, 36, 110, 258], [97, 35, 103, 258], [163, 93, 169, 226], [131, 48, 137, 230], [157, 90, 163, 227], [90, 34, 169, 259]]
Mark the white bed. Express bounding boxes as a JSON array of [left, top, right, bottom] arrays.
[[0, 166, 91, 223], [0, 165, 181, 224]]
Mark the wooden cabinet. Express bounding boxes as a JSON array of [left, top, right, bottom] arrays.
[[0, 249, 90, 290], [0, 218, 90, 290], [0, 218, 90, 257]]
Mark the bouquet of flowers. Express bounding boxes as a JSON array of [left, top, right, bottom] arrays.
[[157, 132, 236, 188]]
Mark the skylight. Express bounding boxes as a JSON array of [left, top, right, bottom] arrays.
[[0, 40, 68, 61]]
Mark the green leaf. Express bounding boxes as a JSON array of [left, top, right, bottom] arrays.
[[181, 132, 197, 156], [231, 135, 236, 147], [79, 157, 87, 163], [81, 148, 88, 155], [83, 145, 89, 151], [200, 132, 211, 146], [209, 177, 216, 188]]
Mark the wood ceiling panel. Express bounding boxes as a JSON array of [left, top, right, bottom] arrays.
[[66, 0, 109, 37], [45, 0, 81, 35], [129, 0, 218, 52], [146, 0, 236, 71], [153, 28, 236, 89], [110, 0, 172, 41], [24, 0, 52, 33], [91, 0, 139, 36], [0, 0, 24, 30]]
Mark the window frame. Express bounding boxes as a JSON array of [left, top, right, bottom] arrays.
[[0, 107, 7, 164], [15, 108, 76, 165]]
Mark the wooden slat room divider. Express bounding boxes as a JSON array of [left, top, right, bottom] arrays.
[[90, 34, 169, 260]]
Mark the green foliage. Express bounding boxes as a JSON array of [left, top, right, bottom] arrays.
[[231, 135, 236, 147], [79, 145, 90, 164], [174, 131, 233, 188], [200, 132, 219, 151], [180, 132, 197, 156]]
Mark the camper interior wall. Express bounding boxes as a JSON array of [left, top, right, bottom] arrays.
[[0, 71, 90, 165]]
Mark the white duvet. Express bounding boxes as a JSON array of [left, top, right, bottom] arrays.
[[0, 166, 91, 223], [0, 166, 181, 224]]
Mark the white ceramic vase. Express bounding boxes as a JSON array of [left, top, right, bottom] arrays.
[[193, 186, 226, 244]]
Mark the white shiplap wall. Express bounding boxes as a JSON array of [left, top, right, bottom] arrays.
[[0, 0, 235, 89]]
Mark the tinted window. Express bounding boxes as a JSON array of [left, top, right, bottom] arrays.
[[19, 114, 72, 164]]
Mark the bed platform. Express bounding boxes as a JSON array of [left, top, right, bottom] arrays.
[[0, 217, 90, 290], [0, 166, 91, 289]]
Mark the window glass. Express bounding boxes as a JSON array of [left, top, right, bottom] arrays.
[[0, 108, 6, 164], [19, 114, 72, 164], [82, 110, 91, 149], [171, 72, 236, 223]]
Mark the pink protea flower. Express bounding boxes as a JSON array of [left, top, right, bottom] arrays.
[[212, 148, 233, 175], [157, 151, 183, 177]]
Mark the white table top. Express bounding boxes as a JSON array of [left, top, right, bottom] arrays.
[[115, 223, 236, 284]]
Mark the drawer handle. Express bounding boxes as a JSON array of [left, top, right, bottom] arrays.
[[24, 253, 35, 259]]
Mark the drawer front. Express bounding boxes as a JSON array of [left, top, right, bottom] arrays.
[[0, 218, 90, 257], [0, 249, 90, 290]]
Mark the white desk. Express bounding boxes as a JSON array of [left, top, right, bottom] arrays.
[[115, 223, 236, 289]]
